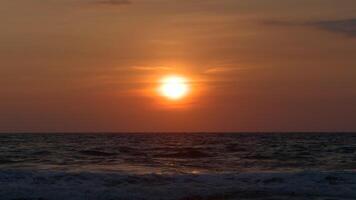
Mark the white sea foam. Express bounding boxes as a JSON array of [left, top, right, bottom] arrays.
[[1, 170, 356, 200]]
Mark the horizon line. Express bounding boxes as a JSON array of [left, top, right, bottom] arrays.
[[0, 131, 355, 134]]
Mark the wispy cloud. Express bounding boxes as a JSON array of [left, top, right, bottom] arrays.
[[204, 67, 244, 74], [131, 66, 172, 71], [266, 18, 356, 37], [115, 66, 173, 71]]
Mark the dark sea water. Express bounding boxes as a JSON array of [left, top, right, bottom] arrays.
[[1, 133, 356, 200]]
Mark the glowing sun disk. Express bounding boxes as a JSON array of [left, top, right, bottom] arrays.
[[159, 75, 190, 100]]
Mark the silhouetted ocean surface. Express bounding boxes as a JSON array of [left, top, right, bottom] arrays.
[[1, 133, 356, 199]]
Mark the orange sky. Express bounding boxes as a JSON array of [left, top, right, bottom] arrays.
[[1, 0, 356, 132]]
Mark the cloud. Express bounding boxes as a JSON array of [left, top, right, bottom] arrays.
[[310, 19, 356, 37], [131, 66, 172, 71], [204, 67, 244, 74], [266, 18, 356, 37], [115, 66, 172, 71]]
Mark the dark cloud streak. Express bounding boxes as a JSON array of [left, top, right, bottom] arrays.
[[311, 19, 356, 37], [266, 18, 356, 37]]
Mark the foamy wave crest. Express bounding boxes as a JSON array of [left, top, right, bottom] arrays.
[[1, 170, 356, 200]]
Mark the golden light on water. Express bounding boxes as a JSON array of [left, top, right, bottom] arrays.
[[158, 75, 190, 100]]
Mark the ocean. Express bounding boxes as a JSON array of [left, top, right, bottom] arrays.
[[1, 133, 356, 199]]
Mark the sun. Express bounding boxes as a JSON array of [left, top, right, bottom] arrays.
[[158, 75, 190, 100]]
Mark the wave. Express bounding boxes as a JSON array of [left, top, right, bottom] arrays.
[[155, 149, 211, 158], [1, 170, 356, 200], [78, 150, 117, 157], [31, 150, 51, 155], [0, 159, 21, 164]]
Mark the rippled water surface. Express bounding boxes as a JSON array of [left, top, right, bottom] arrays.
[[1, 133, 356, 174]]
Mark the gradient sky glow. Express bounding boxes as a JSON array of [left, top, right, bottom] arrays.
[[1, 0, 356, 132]]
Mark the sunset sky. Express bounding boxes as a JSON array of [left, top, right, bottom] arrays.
[[1, 0, 356, 132]]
